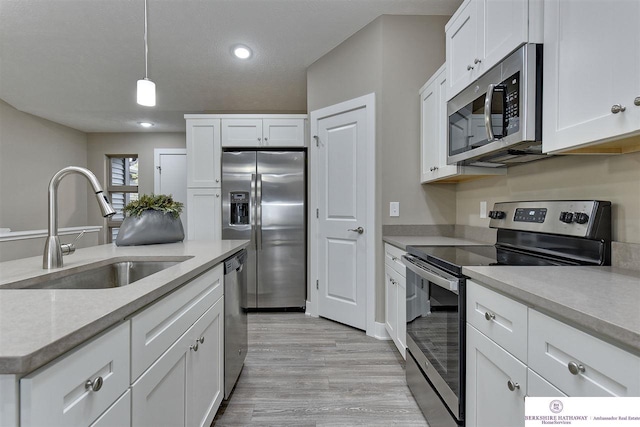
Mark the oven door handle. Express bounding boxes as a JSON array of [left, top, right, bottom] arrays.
[[403, 255, 459, 293]]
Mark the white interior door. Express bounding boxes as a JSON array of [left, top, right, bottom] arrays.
[[155, 149, 188, 236], [311, 94, 375, 333]]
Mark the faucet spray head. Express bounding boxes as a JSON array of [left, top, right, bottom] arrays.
[[95, 191, 116, 218]]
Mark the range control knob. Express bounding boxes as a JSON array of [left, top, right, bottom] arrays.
[[575, 212, 589, 224], [559, 212, 574, 223], [489, 210, 506, 219]]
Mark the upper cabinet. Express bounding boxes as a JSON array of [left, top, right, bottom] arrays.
[[221, 117, 306, 148], [186, 118, 221, 188], [420, 64, 505, 183], [446, 0, 543, 100], [542, 0, 640, 154]]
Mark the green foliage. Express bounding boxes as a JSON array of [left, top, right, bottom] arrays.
[[123, 194, 184, 219]]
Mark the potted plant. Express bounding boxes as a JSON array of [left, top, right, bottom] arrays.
[[115, 194, 185, 246]]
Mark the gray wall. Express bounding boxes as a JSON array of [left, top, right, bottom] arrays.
[[456, 152, 640, 243], [86, 132, 186, 243], [0, 99, 88, 231], [307, 15, 455, 323]]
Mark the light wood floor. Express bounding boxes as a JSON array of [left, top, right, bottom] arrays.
[[213, 312, 428, 426]]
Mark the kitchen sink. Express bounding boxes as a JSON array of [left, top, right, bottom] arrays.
[[3, 258, 191, 290]]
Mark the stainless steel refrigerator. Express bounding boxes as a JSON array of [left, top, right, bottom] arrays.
[[222, 150, 306, 309]]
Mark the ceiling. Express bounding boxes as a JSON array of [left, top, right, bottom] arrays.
[[0, 0, 459, 133]]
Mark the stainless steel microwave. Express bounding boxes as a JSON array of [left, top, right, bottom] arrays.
[[447, 44, 545, 166]]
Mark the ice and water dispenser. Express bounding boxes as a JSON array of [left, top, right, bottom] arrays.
[[230, 192, 250, 225]]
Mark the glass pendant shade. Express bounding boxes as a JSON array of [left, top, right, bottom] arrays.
[[137, 78, 156, 106]]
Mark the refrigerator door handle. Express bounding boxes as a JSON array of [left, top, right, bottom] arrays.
[[256, 173, 263, 250], [250, 173, 257, 250]]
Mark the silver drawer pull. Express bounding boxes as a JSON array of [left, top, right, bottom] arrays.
[[568, 361, 585, 375], [611, 104, 626, 114], [485, 312, 496, 321], [190, 343, 199, 352], [391, 256, 398, 262], [85, 376, 104, 392], [507, 380, 520, 391], [634, 97, 640, 106], [197, 336, 205, 344]]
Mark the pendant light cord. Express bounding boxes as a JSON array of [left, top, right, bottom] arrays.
[[144, 0, 149, 79]]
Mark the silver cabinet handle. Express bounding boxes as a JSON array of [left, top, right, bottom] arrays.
[[568, 361, 585, 375], [611, 104, 626, 114], [215, 178, 220, 183], [507, 380, 520, 391], [216, 193, 220, 198], [391, 256, 398, 262], [257, 137, 261, 141], [429, 166, 439, 172], [634, 97, 640, 106], [467, 64, 474, 71], [485, 312, 496, 321], [85, 376, 104, 392], [264, 137, 268, 143], [197, 336, 205, 344], [190, 342, 199, 352], [390, 278, 397, 285], [474, 58, 482, 64], [348, 227, 364, 234]]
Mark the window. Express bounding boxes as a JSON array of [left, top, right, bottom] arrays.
[[107, 156, 139, 242]]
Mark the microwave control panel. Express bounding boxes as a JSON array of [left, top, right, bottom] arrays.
[[502, 71, 520, 134]]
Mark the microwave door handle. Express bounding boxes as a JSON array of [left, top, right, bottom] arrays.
[[485, 83, 496, 142]]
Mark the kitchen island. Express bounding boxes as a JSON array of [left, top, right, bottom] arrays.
[[0, 239, 248, 427]]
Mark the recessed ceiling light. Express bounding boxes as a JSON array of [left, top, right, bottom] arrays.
[[138, 122, 154, 128], [233, 45, 252, 59]]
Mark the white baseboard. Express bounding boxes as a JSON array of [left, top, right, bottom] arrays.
[[305, 301, 314, 317], [374, 321, 392, 340]]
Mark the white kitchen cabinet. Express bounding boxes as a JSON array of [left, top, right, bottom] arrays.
[[384, 243, 406, 358], [446, 0, 542, 100], [542, 0, 640, 154], [89, 390, 131, 427], [186, 118, 221, 188], [187, 188, 221, 241], [528, 309, 640, 397], [466, 324, 527, 427], [132, 297, 224, 427], [222, 117, 306, 147], [526, 369, 565, 398], [20, 322, 130, 427], [420, 65, 506, 184]]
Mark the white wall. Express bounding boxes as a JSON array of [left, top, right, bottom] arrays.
[[0, 99, 90, 260], [307, 15, 455, 323]]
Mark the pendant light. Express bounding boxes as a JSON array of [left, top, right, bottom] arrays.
[[137, 0, 156, 106]]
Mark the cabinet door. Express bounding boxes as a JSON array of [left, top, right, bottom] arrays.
[[527, 369, 565, 398], [187, 188, 221, 241], [384, 265, 399, 346], [131, 334, 190, 427], [221, 119, 263, 147], [263, 119, 305, 147], [89, 390, 131, 427], [20, 322, 130, 427], [479, 0, 528, 74], [396, 273, 406, 360], [466, 324, 527, 427], [186, 119, 221, 187], [186, 297, 225, 427], [543, 0, 640, 153], [446, 0, 481, 100]]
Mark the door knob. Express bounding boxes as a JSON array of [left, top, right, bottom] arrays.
[[348, 227, 364, 234]]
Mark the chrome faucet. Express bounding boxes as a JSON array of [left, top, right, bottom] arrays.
[[43, 166, 116, 269]]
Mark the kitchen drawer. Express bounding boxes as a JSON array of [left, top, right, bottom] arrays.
[[527, 368, 565, 398], [20, 322, 130, 427], [467, 280, 528, 362], [89, 390, 131, 427], [131, 263, 224, 380], [384, 243, 406, 277], [528, 309, 640, 397]]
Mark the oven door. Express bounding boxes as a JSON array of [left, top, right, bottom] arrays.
[[404, 255, 465, 424]]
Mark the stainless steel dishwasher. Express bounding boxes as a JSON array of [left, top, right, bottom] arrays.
[[223, 248, 248, 399]]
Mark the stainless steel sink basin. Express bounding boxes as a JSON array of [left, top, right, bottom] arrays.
[[4, 259, 190, 290]]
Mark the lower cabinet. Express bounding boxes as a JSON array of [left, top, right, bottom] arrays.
[[466, 324, 527, 427], [132, 297, 224, 427], [187, 188, 221, 240], [90, 390, 131, 427], [384, 243, 406, 358]]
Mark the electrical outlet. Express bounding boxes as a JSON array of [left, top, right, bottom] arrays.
[[390, 202, 400, 217], [480, 201, 487, 218]]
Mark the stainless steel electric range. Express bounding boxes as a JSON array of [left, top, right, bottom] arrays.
[[403, 200, 612, 427]]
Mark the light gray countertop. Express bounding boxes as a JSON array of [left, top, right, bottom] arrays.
[[0, 240, 249, 375], [463, 265, 640, 355], [383, 235, 489, 250]]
